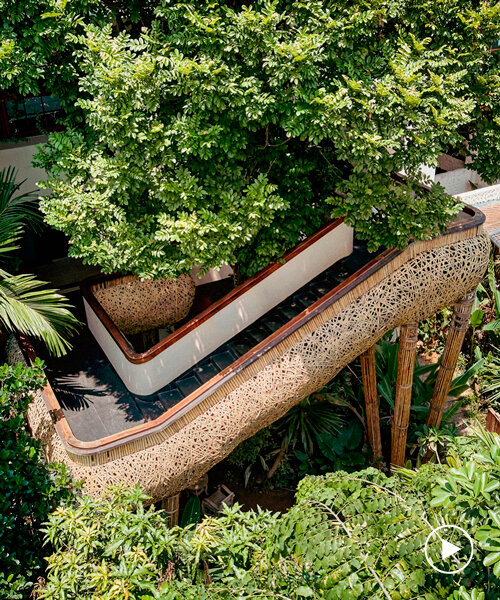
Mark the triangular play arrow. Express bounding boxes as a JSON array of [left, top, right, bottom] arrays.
[[442, 539, 461, 560]]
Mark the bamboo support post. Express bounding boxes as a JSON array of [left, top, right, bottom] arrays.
[[161, 493, 180, 527], [486, 408, 500, 435], [426, 291, 475, 430], [360, 346, 383, 468], [391, 322, 419, 470]]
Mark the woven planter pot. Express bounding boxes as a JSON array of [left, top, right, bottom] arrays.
[[93, 274, 196, 335]]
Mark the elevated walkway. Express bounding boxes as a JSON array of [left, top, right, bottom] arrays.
[[9, 207, 490, 501]]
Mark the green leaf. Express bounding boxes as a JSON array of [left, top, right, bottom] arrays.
[[483, 551, 500, 567], [317, 432, 345, 459], [180, 495, 201, 528], [483, 320, 500, 332], [470, 309, 484, 328], [296, 586, 314, 597]]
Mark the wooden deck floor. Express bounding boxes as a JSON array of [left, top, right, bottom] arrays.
[[481, 203, 500, 248], [459, 184, 500, 249]]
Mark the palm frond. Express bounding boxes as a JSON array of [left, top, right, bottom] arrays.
[[0, 272, 80, 357], [0, 166, 41, 251]]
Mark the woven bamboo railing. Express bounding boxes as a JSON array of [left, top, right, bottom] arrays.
[[10, 215, 489, 501]]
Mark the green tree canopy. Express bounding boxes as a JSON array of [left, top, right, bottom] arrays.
[[0, 0, 148, 99], [3, 1, 500, 278]]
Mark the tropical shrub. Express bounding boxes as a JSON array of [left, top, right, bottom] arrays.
[[418, 308, 453, 356], [224, 390, 365, 487], [481, 351, 500, 407], [0, 167, 78, 356], [39, 429, 500, 600], [226, 426, 272, 469], [466, 257, 500, 358], [0, 360, 75, 600], [275, 394, 345, 456], [18, 0, 498, 278], [0, 1, 142, 99], [41, 486, 286, 600], [430, 426, 500, 589], [294, 420, 367, 477]]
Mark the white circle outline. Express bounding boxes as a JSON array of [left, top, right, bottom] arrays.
[[424, 525, 474, 575]]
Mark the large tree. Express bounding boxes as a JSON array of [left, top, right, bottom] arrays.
[[3, 1, 500, 278]]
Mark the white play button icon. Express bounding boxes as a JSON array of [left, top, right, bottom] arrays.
[[424, 525, 474, 574], [441, 539, 461, 560]]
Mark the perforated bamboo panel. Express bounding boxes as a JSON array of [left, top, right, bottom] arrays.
[[15, 229, 490, 501]]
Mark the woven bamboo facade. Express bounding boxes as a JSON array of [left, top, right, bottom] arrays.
[[10, 223, 490, 501], [93, 273, 195, 335]]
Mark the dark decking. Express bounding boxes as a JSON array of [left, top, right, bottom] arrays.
[[39, 241, 377, 443]]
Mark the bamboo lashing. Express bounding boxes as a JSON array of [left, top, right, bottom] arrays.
[[426, 290, 476, 429], [360, 346, 383, 468], [391, 322, 419, 469]]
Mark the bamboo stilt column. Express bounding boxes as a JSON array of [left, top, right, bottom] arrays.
[[486, 408, 500, 435], [391, 322, 419, 470], [161, 493, 180, 527], [360, 346, 383, 468], [426, 290, 475, 430]]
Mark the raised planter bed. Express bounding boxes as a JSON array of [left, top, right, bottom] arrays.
[[82, 219, 354, 395]]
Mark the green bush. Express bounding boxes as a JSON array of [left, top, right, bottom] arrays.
[[226, 427, 272, 469], [40, 486, 285, 600], [26, 0, 500, 278], [0, 360, 75, 599], [0, 1, 141, 99], [39, 429, 500, 599]]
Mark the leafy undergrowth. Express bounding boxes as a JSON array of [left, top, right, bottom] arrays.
[[39, 428, 500, 600], [0, 361, 76, 600]]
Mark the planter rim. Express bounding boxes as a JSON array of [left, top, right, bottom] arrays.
[[81, 218, 347, 365], [81, 206, 484, 366]]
